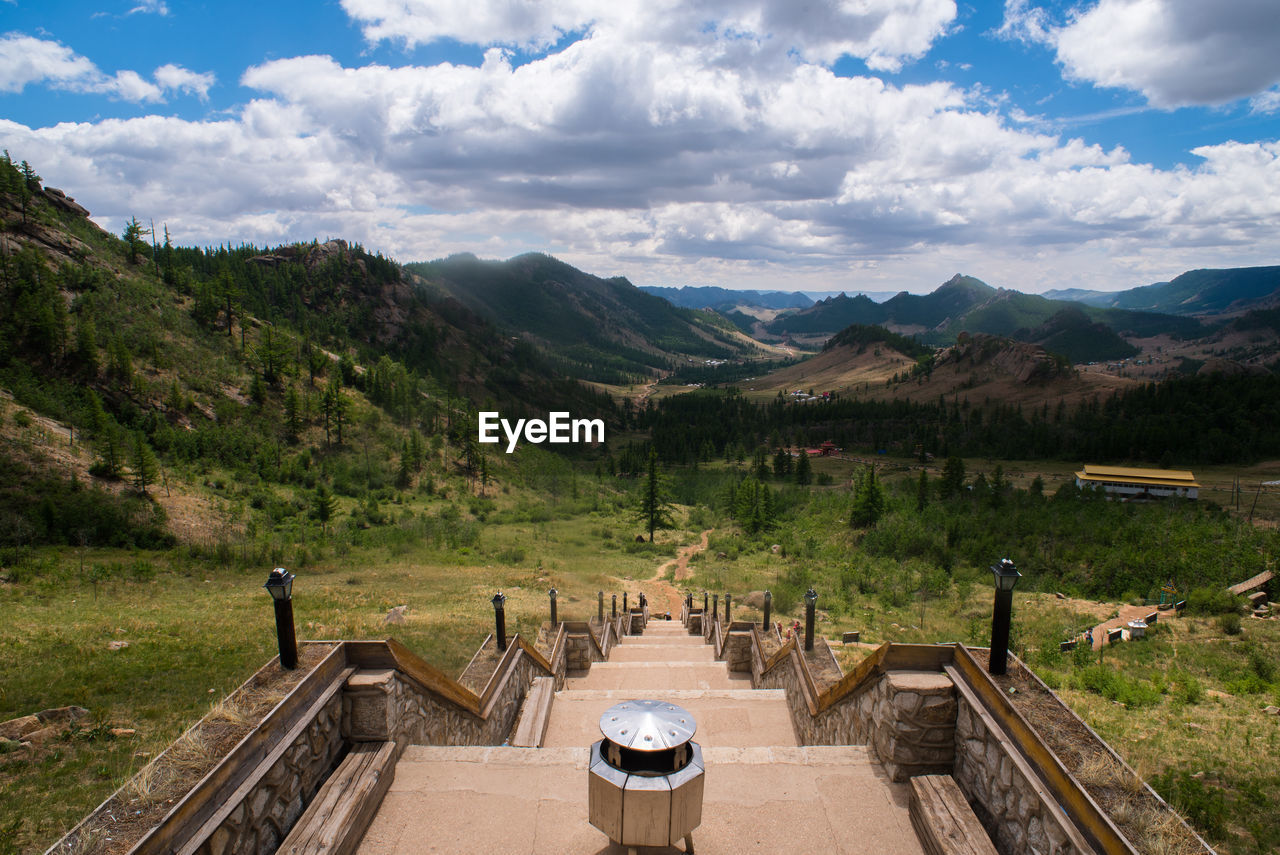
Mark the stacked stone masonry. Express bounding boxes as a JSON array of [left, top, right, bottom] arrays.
[[565, 633, 593, 671], [754, 652, 956, 782], [723, 631, 753, 673], [953, 696, 1087, 855], [196, 692, 344, 855], [343, 649, 546, 748], [872, 672, 956, 782]]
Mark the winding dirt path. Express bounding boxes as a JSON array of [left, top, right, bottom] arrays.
[[643, 529, 714, 617]]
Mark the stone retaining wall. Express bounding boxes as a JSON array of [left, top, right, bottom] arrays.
[[724, 630, 752, 673], [954, 695, 1086, 855], [196, 692, 344, 855], [753, 646, 956, 781], [871, 672, 956, 782], [344, 647, 545, 748], [565, 632, 593, 671]]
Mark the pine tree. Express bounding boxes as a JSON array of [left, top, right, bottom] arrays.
[[939, 456, 966, 499], [122, 216, 147, 265], [313, 485, 337, 534], [73, 317, 99, 375], [635, 449, 675, 542], [249, 372, 267, 407], [773, 447, 792, 479], [916, 469, 929, 512], [408, 429, 424, 472], [283, 386, 301, 444], [130, 433, 159, 495], [396, 439, 412, 489], [732, 476, 775, 534], [107, 336, 133, 390], [92, 430, 124, 479], [849, 466, 886, 528], [161, 224, 176, 284], [331, 378, 347, 445], [321, 374, 346, 446], [752, 446, 769, 481], [794, 451, 812, 485], [18, 160, 39, 224]]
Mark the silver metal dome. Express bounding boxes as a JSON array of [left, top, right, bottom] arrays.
[[598, 699, 696, 750]]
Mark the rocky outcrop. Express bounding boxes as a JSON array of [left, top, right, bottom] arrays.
[[939, 332, 1072, 384], [1196, 357, 1269, 377], [41, 187, 90, 217]]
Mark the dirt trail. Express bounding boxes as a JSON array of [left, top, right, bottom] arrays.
[[643, 529, 713, 617]]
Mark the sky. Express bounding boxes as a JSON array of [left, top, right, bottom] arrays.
[[2, 0, 1280, 295]]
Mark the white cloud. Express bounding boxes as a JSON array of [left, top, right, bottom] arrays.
[[0, 32, 99, 93], [1252, 88, 1280, 115], [0, 33, 214, 102], [998, 0, 1280, 108], [6, 9, 1280, 294], [154, 63, 215, 100], [127, 0, 170, 16], [340, 0, 957, 71]]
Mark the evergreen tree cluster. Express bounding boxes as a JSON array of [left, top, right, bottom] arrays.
[[639, 376, 1280, 466]]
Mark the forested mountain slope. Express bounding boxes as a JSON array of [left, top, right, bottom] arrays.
[[0, 155, 613, 550], [407, 253, 762, 384]]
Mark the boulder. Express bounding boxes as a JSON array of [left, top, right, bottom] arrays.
[[0, 714, 41, 741], [36, 706, 89, 725]]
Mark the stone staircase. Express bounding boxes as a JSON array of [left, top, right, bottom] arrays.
[[358, 619, 924, 854]]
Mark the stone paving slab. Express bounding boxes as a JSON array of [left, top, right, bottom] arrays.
[[562, 662, 748, 691], [360, 746, 922, 855], [606, 645, 717, 662], [543, 690, 798, 749]]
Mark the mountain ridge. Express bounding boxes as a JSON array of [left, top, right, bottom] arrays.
[[407, 253, 765, 385]]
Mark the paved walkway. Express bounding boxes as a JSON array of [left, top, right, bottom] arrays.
[[359, 620, 923, 854]]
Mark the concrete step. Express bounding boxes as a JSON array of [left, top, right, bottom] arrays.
[[563, 662, 746, 691], [360, 745, 922, 855], [638, 622, 694, 634], [543, 689, 798, 749], [606, 645, 717, 662]]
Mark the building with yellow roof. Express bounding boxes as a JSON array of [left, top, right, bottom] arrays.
[[1074, 465, 1200, 500]]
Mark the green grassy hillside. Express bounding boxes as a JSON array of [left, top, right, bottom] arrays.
[[407, 253, 759, 384]]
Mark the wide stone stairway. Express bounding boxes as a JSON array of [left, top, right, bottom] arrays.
[[358, 620, 923, 854]]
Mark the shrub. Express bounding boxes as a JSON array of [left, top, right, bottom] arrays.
[[1151, 769, 1226, 838], [1217, 613, 1242, 636], [1187, 587, 1242, 616], [1073, 665, 1162, 707], [1173, 673, 1204, 706]]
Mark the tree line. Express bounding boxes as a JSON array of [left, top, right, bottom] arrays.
[[636, 375, 1280, 466]]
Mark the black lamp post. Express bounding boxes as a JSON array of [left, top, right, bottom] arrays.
[[702, 591, 708, 612], [263, 567, 298, 670], [988, 559, 1021, 675], [685, 592, 693, 613], [763, 590, 772, 630], [623, 592, 628, 613], [725, 593, 732, 623], [712, 593, 719, 622], [492, 591, 508, 652], [804, 588, 818, 651], [598, 590, 604, 623], [612, 593, 617, 619], [549, 587, 558, 626]]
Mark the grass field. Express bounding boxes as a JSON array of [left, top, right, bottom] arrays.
[[3, 452, 1279, 853]]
